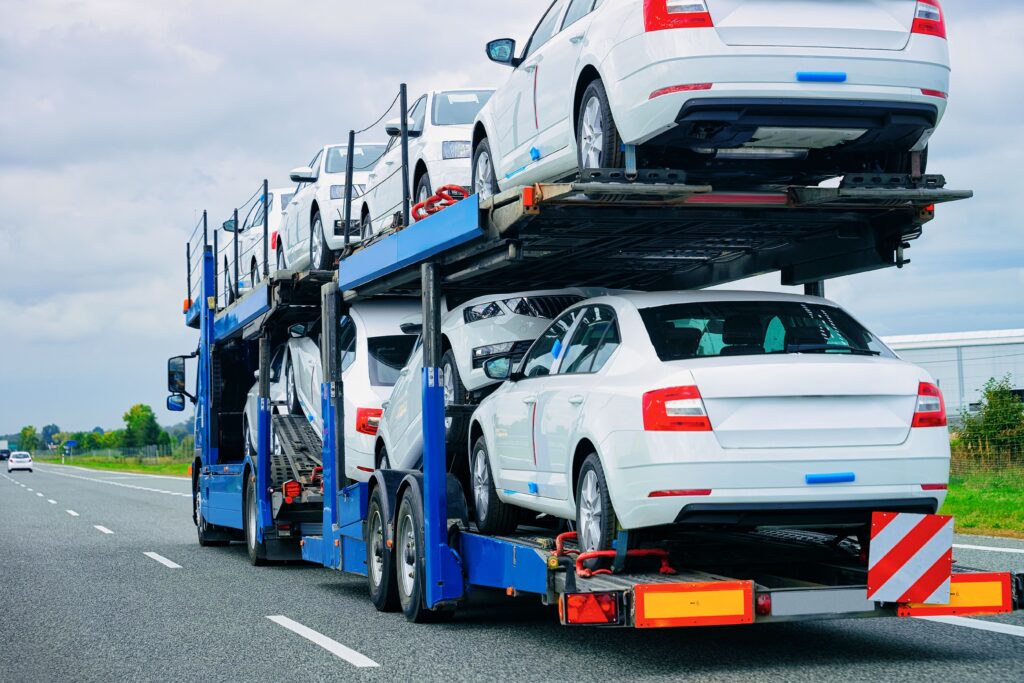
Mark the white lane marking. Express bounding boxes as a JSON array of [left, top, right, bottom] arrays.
[[36, 492, 43, 497], [66, 510, 79, 517], [44, 464, 189, 482], [94, 525, 114, 535], [29, 466, 191, 498], [47, 499, 57, 504], [143, 552, 182, 569], [919, 616, 1024, 638], [266, 616, 379, 668], [954, 543, 1024, 555], [27, 488, 33, 491]]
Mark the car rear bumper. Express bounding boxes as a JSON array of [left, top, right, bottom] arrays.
[[673, 497, 939, 527]]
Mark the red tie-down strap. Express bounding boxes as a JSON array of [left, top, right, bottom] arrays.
[[554, 531, 676, 577], [411, 185, 468, 221]]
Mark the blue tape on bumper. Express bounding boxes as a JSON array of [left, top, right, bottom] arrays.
[[806, 472, 856, 485], [796, 72, 847, 83]]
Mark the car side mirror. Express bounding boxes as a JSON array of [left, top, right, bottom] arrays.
[[384, 118, 401, 137], [222, 218, 238, 233], [400, 322, 423, 336], [486, 38, 521, 67], [483, 356, 512, 381], [288, 323, 307, 338], [168, 356, 187, 394], [167, 394, 186, 412], [289, 165, 316, 183]]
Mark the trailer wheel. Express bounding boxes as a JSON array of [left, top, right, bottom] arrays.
[[195, 487, 229, 547], [470, 436, 518, 535], [367, 486, 399, 611], [395, 487, 456, 623], [576, 454, 616, 566], [245, 475, 268, 565], [577, 79, 623, 174]]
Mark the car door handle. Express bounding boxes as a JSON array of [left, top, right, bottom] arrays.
[[568, 395, 584, 406], [522, 396, 537, 405], [569, 35, 584, 45], [384, 160, 395, 166]]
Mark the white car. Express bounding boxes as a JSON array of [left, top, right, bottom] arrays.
[[471, 0, 950, 194], [278, 142, 389, 273], [355, 89, 494, 236], [7, 451, 33, 473], [222, 187, 294, 304], [377, 289, 587, 474], [467, 291, 951, 556], [265, 299, 420, 481]]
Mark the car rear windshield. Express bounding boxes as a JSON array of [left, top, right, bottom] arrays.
[[639, 301, 894, 361], [368, 335, 418, 386], [432, 90, 493, 125], [325, 144, 388, 174]]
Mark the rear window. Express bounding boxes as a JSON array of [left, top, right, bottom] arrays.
[[368, 335, 418, 386], [432, 90, 494, 125], [640, 301, 894, 361]]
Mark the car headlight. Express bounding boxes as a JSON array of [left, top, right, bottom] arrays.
[[463, 302, 504, 323], [442, 141, 472, 160]]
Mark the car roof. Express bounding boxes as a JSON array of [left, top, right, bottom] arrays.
[[585, 290, 837, 309], [349, 298, 421, 337], [451, 287, 593, 311]]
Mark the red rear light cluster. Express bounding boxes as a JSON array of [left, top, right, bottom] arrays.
[[270, 231, 279, 250], [282, 480, 302, 504], [920, 89, 947, 99], [643, 386, 712, 431], [644, 0, 714, 32], [912, 1, 946, 39], [649, 82, 713, 100], [912, 382, 947, 428], [560, 592, 620, 625], [355, 408, 383, 436]]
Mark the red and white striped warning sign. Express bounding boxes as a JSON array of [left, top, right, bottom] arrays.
[[867, 512, 953, 604]]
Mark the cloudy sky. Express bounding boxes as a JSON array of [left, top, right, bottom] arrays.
[[1, 0, 1021, 433]]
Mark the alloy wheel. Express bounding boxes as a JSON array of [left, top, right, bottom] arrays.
[[579, 469, 602, 552], [475, 150, 495, 201], [580, 97, 604, 169], [472, 448, 489, 520]]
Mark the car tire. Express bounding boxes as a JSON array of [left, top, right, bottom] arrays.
[[576, 454, 617, 566], [472, 138, 499, 202], [366, 486, 400, 612], [377, 445, 391, 471], [395, 486, 456, 623], [440, 350, 470, 454], [251, 261, 260, 287], [310, 211, 332, 271], [224, 260, 236, 305], [285, 354, 301, 414], [577, 79, 624, 175], [245, 474, 268, 566], [415, 173, 432, 212], [276, 244, 286, 273], [470, 436, 518, 535]]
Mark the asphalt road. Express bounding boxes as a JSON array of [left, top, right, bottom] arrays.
[[2, 463, 1023, 682]]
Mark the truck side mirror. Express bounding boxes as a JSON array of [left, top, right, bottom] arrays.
[[168, 356, 187, 394], [167, 394, 186, 412]]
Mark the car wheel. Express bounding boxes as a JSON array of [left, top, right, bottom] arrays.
[[367, 486, 400, 611], [472, 138, 499, 201], [224, 260, 236, 305], [377, 446, 391, 471], [276, 244, 286, 273], [576, 454, 617, 564], [415, 173, 432, 212], [195, 487, 229, 547], [395, 486, 456, 623], [577, 79, 624, 174], [251, 261, 260, 287], [440, 349, 469, 452], [360, 208, 372, 240], [470, 436, 518, 535], [245, 474, 268, 565], [285, 354, 301, 414], [309, 211, 332, 271]]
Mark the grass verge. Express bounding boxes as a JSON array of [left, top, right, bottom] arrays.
[[34, 455, 190, 478], [942, 466, 1024, 539]]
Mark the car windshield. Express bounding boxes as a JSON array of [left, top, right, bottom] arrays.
[[432, 90, 494, 125], [368, 335, 419, 386], [640, 300, 895, 361], [325, 144, 388, 174]]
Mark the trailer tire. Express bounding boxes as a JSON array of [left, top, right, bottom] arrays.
[[395, 486, 456, 623], [576, 454, 616, 567], [367, 486, 400, 611], [470, 436, 518, 535], [245, 475, 268, 565]]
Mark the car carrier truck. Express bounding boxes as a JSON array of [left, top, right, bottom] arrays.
[[170, 168, 1024, 627]]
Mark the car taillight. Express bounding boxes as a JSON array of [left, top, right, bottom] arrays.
[[282, 480, 302, 504], [642, 386, 712, 431], [644, 0, 714, 32], [912, 382, 947, 428], [912, 1, 946, 39], [559, 592, 621, 625], [270, 231, 279, 249], [356, 408, 383, 436]]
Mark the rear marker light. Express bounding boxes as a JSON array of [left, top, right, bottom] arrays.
[[649, 83, 713, 100], [282, 480, 302, 504], [649, 489, 712, 498], [644, 0, 713, 32], [912, 382, 947, 428], [355, 408, 383, 436], [755, 593, 772, 617], [560, 592, 620, 625], [912, 1, 946, 39], [921, 89, 947, 99], [643, 386, 712, 431]]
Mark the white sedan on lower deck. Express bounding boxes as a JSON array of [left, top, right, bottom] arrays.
[[468, 291, 950, 555]]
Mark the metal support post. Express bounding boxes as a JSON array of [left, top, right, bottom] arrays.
[[185, 242, 192, 305], [257, 333, 272, 537], [212, 230, 219, 308], [804, 281, 824, 297], [322, 283, 344, 502], [624, 144, 638, 180], [232, 208, 240, 297], [200, 246, 216, 466], [400, 83, 412, 228], [262, 179, 269, 278], [343, 130, 355, 247], [202, 210, 208, 247]]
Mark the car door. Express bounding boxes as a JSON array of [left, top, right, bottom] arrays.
[[533, 0, 598, 160], [533, 304, 619, 501], [366, 134, 403, 233], [487, 306, 583, 494]]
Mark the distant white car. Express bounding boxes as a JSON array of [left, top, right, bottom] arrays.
[[278, 142, 389, 272], [467, 291, 951, 553], [472, 0, 950, 194], [355, 89, 494, 236], [377, 289, 587, 474], [7, 451, 33, 473], [276, 299, 420, 481], [222, 187, 294, 304]]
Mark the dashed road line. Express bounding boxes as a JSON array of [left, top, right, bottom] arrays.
[[94, 525, 114, 535], [143, 552, 182, 569], [47, 499, 57, 504], [66, 510, 79, 517], [920, 616, 1024, 638], [954, 543, 1024, 555], [266, 616, 379, 668], [36, 492, 43, 497]]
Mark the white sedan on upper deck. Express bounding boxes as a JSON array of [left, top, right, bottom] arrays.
[[471, 0, 950, 193], [468, 291, 951, 556]]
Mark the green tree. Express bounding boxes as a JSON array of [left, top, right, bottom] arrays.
[[959, 375, 1024, 459], [123, 404, 163, 447], [18, 426, 39, 452], [41, 424, 61, 446]]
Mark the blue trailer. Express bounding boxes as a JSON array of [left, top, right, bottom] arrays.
[[171, 177, 1024, 626]]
